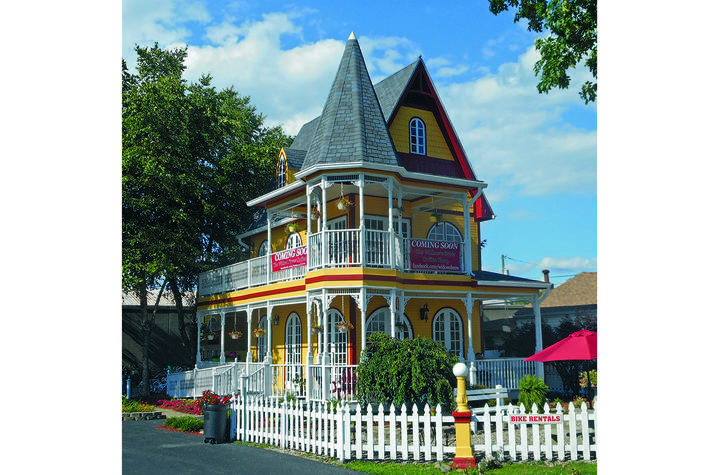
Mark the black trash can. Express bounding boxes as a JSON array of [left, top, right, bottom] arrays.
[[203, 404, 227, 444]]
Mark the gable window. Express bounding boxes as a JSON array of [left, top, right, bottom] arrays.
[[409, 117, 426, 155], [277, 155, 287, 188]]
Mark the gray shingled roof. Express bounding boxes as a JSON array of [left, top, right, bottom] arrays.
[[374, 60, 420, 121], [284, 148, 306, 170], [289, 116, 320, 152], [300, 36, 400, 171]]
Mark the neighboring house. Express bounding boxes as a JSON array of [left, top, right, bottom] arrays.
[[483, 271, 597, 356], [122, 289, 196, 376], [186, 33, 552, 400]]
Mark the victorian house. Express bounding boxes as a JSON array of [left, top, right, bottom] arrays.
[[170, 33, 552, 401]]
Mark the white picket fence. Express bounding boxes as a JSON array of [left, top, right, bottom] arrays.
[[472, 402, 596, 461], [230, 396, 596, 463]]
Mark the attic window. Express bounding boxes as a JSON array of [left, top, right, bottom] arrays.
[[277, 155, 287, 188], [409, 117, 426, 155]]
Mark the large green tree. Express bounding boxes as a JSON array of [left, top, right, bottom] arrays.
[[489, 0, 597, 104], [122, 44, 292, 393]]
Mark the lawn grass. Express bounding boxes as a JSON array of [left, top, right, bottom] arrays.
[[343, 460, 596, 474]]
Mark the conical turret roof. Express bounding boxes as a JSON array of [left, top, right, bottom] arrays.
[[300, 33, 399, 171]]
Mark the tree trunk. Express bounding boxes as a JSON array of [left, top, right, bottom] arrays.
[[139, 279, 167, 397], [169, 277, 193, 363]]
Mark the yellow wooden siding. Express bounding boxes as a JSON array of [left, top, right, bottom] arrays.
[[390, 106, 454, 161]]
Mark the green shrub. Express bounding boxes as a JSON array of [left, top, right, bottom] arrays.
[[164, 416, 204, 432], [122, 395, 156, 413], [356, 333, 457, 410], [518, 374, 548, 413]]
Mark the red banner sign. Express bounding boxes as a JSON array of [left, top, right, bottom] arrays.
[[271, 246, 307, 272], [509, 414, 563, 424], [409, 239, 462, 272]]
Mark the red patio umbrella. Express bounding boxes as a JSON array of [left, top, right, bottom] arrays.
[[524, 329, 597, 362]]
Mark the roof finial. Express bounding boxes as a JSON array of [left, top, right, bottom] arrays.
[[348, 31, 356, 40]]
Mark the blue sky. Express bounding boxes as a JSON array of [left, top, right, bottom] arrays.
[[122, 0, 597, 284]]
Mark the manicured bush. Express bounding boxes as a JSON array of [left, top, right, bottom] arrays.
[[356, 333, 457, 409], [518, 374, 548, 413], [164, 416, 204, 432]]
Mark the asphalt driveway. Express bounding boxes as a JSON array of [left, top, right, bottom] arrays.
[[122, 420, 364, 475]]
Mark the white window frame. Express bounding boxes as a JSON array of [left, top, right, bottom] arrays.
[[257, 316, 268, 362], [326, 308, 348, 365], [432, 308, 463, 357], [366, 307, 413, 340], [286, 232, 302, 249], [285, 312, 302, 364], [410, 117, 426, 155], [277, 155, 287, 188], [258, 240, 269, 257], [427, 222, 462, 242]]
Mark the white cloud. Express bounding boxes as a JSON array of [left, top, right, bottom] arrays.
[[439, 45, 596, 197], [505, 256, 597, 276]]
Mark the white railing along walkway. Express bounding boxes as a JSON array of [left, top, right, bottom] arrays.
[[473, 358, 583, 393]]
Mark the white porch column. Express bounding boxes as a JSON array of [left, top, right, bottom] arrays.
[[463, 199, 472, 275], [533, 296, 545, 381], [397, 188, 403, 270], [321, 177, 328, 267], [322, 289, 329, 365], [388, 181, 394, 268], [196, 313, 202, 366], [246, 307, 253, 365], [360, 287, 367, 355], [306, 186, 312, 236], [306, 298, 314, 398], [397, 291, 406, 338], [266, 211, 273, 284], [359, 174, 365, 266], [389, 289, 396, 337], [463, 294, 475, 362], [266, 302, 274, 363], [220, 310, 226, 364]]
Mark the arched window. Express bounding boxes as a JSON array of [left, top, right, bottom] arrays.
[[277, 155, 287, 188], [433, 308, 463, 357], [427, 222, 463, 242], [366, 307, 413, 340], [285, 312, 302, 364], [257, 316, 268, 362], [258, 240, 268, 257], [326, 308, 348, 365], [410, 117, 426, 155], [286, 232, 302, 249]]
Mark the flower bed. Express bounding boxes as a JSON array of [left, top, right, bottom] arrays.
[[156, 398, 203, 415]]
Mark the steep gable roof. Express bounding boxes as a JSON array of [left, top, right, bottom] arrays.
[[374, 60, 420, 122], [300, 33, 399, 171]]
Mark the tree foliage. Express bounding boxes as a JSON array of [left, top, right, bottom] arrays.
[[356, 333, 458, 409], [489, 0, 597, 103], [122, 43, 292, 380]]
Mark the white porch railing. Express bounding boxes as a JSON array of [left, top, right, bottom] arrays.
[[199, 228, 466, 296], [167, 362, 249, 398], [473, 358, 572, 393]]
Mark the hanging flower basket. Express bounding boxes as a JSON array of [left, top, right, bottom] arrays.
[[311, 209, 321, 221], [429, 212, 443, 223], [337, 197, 353, 210], [253, 328, 266, 338], [285, 222, 299, 234], [207, 333, 216, 341], [311, 325, 323, 334], [336, 321, 354, 333], [228, 331, 243, 340]]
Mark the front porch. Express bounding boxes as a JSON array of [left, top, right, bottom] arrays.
[[166, 356, 568, 401]]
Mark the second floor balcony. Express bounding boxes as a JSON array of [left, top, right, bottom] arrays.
[[198, 227, 467, 297]]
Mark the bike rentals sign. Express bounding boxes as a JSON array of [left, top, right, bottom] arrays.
[[271, 246, 307, 272], [409, 239, 461, 272]]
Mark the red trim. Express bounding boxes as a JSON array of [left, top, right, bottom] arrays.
[[452, 411, 472, 423], [451, 457, 477, 469], [198, 284, 306, 308], [306, 273, 473, 288]]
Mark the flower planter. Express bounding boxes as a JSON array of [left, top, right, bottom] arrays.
[[231, 334, 240, 340], [207, 335, 215, 341]]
